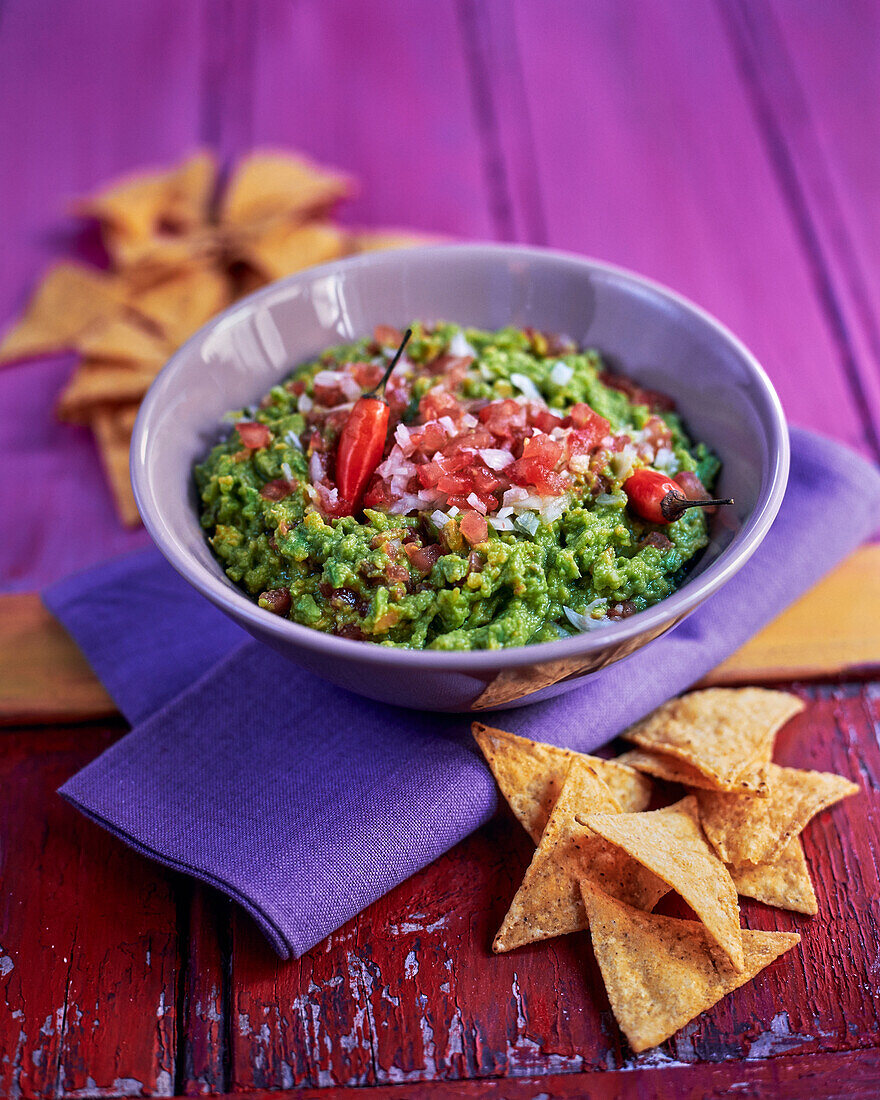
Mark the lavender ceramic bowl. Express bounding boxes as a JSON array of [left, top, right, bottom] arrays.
[[131, 244, 788, 712]]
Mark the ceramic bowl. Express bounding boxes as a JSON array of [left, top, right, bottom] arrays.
[[131, 244, 788, 712]]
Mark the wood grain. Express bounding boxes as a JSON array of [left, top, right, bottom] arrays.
[[3, 548, 877, 726], [223, 683, 880, 1088], [0, 725, 180, 1098], [474, 0, 878, 459]]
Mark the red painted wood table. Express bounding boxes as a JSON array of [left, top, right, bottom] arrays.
[[2, 3, 880, 1098]]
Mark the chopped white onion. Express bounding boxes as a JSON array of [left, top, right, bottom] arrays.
[[596, 490, 627, 507], [394, 423, 414, 455], [284, 430, 303, 451], [563, 601, 609, 633], [439, 416, 457, 435], [430, 509, 449, 529], [449, 330, 477, 358], [653, 446, 679, 475], [281, 462, 294, 482], [487, 516, 515, 532], [478, 448, 515, 470], [549, 360, 574, 386], [339, 375, 363, 403], [313, 369, 343, 386], [447, 505, 460, 517], [297, 393, 313, 414], [515, 512, 540, 536], [510, 372, 545, 403], [466, 492, 487, 515]]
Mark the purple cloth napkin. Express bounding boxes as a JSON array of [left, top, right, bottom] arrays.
[[47, 428, 880, 958]]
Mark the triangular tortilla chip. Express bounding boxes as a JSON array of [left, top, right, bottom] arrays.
[[614, 748, 770, 796], [75, 150, 216, 243], [57, 360, 159, 425], [221, 151, 353, 227], [728, 837, 817, 916], [493, 760, 667, 954], [77, 315, 172, 369], [697, 763, 858, 866], [0, 264, 128, 366], [128, 263, 231, 347], [622, 689, 804, 791], [90, 403, 141, 526], [237, 220, 349, 283], [581, 796, 744, 970], [103, 225, 219, 277], [580, 882, 800, 1053], [352, 229, 440, 252], [473, 723, 653, 843]]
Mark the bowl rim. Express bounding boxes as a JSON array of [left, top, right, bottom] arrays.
[[131, 242, 790, 671]]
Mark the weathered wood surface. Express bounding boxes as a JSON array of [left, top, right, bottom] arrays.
[[0, 725, 180, 1099], [3, 0, 880, 1095], [3, 547, 878, 727], [1, 683, 878, 1096]]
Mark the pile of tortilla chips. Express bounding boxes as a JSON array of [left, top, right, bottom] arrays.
[[0, 150, 430, 525], [474, 686, 858, 1054]]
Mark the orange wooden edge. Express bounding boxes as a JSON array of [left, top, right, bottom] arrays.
[[1, 546, 878, 725]]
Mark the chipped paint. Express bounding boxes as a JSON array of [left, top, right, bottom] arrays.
[[746, 1012, 814, 1059], [404, 949, 419, 978]]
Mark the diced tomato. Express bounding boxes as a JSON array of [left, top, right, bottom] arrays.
[[374, 324, 404, 347], [420, 389, 461, 422], [479, 399, 527, 442], [568, 403, 610, 438], [362, 480, 397, 509], [441, 427, 494, 455], [674, 470, 708, 500], [460, 510, 489, 546], [405, 542, 444, 575], [469, 465, 506, 495], [236, 421, 272, 450], [410, 421, 447, 454], [313, 382, 345, 406], [352, 361, 384, 389], [437, 473, 470, 495], [529, 407, 565, 434], [288, 379, 306, 396], [260, 479, 294, 501]]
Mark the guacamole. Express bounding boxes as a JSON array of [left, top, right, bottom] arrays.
[[195, 323, 721, 650]]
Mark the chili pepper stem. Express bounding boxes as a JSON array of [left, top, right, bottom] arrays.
[[661, 492, 735, 521], [367, 327, 413, 397]]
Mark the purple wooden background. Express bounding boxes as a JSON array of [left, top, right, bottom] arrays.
[[2, 0, 879, 592]]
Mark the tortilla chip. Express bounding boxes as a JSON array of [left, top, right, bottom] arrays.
[[473, 723, 653, 843], [622, 688, 804, 791], [103, 225, 219, 277], [57, 360, 159, 425], [221, 151, 353, 227], [90, 403, 141, 526], [729, 837, 818, 916], [237, 220, 350, 283], [581, 795, 743, 970], [352, 229, 439, 252], [492, 759, 667, 953], [580, 882, 800, 1053], [615, 747, 770, 796], [697, 763, 858, 866], [128, 263, 231, 347], [76, 150, 216, 245], [0, 264, 128, 366], [77, 315, 172, 369]]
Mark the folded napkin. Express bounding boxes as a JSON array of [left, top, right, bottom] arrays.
[[47, 428, 880, 958]]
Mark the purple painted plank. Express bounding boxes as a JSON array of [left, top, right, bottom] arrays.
[[242, 0, 497, 239], [477, 0, 873, 457], [0, 1, 205, 589], [723, 0, 880, 459]]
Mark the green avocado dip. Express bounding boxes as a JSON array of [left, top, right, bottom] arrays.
[[195, 322, 721, 650]]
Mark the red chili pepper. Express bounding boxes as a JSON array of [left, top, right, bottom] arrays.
[[335, 328, 412, 511], [623, 467, 734, 525]]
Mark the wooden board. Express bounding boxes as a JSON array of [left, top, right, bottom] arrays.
[[3, 683, 875, 1095], [3, 547, 878, 726]]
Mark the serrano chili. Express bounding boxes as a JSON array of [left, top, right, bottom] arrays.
[[623, 467, 734, 525], [336, 328, 412, 512]]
